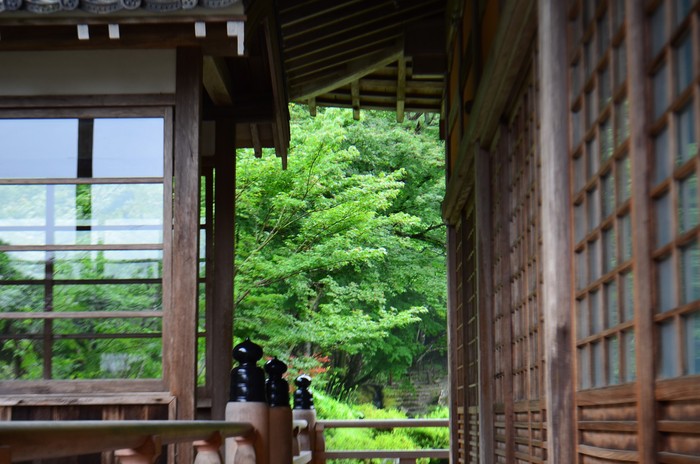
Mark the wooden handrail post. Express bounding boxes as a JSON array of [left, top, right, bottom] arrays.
[[0, 446, 10, 464], [312, 423, 325, 464], [193, 432, 223, 464], [265, 358, 292, 464], [115, 435, 161, 464], [225, 339, 268, 464]]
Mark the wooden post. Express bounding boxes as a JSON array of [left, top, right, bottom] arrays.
[[475, 145, 495, 464], [115, 436, 162, 464], [0, 446, 10, 464], [312, 423, 325, 464], [169, 44, 203, 464], [538, 1, 576, 462], [626, 1, 656, 462], [211, 118, 237, 420], [225, 402, 268, 464], [265, 358, 292, 464]]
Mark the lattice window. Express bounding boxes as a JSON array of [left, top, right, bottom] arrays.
[[0, 108, 171, 384], [570, 0, 636, 390], [648, 0, 700, 379]]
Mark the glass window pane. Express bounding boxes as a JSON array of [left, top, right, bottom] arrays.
[[613, 0, 625, 31], [605, 280, 619, 328], [608, 336, 620, 385], [587, 138, 600, 176], [659, 320, 679, 378], [586, 90, 596, 129], [591, 289, 602, 334], [615, 99, 629, 146], [675, 0, 693, 26], [0, 338, 44, 380], [655, 192, 673, 247], [675, 34, 693, 95], [52, 337, 162, 380], [603, 227, 617, 273], [654, 128, 671, 185], [590, 239, 601, 283], [0, 119, 79, 179], [0, 185, 49, 246], [653, 64, 669, 121], [686, 311, 700, 375], [577, 250, 587, 290], [575, 155, 586, 193], [681, 241, 700, 304], [92, 118, 164, 178], [572, 60, 582, 98], [679, 174, 699, 233], [624, 329, 636, 381], [584, 40, 594, 81], [651, 3, 667, 58], [677, 103, 697, 165], [616, 155, 631, 203], [53, 283, 163, 312], [573, 108, 583, 147], [578, 297, 589, 339], [53, 250, 163, 280], [592, 341, 604, 387], [588, 187, 600, 231], [575, 202, 587, 243], [614, 40, 627, 89], [0, 284, 44, 313], [620, 213, 632, 262], [602, 171, 615, 218], [622, 271, 635, 321], [657, 255, 677, 313], [597, 10, 610, 56], [579, 346, 591, 389], [599, 66, 612, 111], [600, 118, 613, 162]]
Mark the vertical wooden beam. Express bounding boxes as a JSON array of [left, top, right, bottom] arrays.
[[211, 118, 236, 420], [446, 225, 460, 464], [626, 1, 656, 461], [475, 146, 494, 464], [351, 80, 360, 120], [538, 1, 575, 462], [396, 55, 406, 123], [168, 48, 202, 462], [308, 97, 317, 117], [250, 123, 262, 158]]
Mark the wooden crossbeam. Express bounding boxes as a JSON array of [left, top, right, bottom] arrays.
[[203, 56, 233, 106]]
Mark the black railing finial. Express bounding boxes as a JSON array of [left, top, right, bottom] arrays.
[[293, 374, 314, 410]]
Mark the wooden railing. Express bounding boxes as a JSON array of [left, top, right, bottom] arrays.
[[311, 419, 449, 464], [0, 420, 253, 464]]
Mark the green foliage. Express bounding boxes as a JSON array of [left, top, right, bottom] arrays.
[[313, 392, 449, 464], [235, 105, 446, 390]]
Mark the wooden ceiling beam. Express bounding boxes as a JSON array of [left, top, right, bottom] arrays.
[[279, 0, 367, 26], [203, 56, 233, 106], [288, 41, 403, 100], [285, 30, 399, 69], [286, 37, 397, 81], [281, 0, 389, 40], [283, 0, 443, 52]]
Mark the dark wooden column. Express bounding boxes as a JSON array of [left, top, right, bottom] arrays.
[[446, 224, 459, 464], [626, 1, 656, 461], [538, 1, 575, 462], [475, 146, 494, 464], [167, 47, 202, 443], [211, 118, 236, 420]]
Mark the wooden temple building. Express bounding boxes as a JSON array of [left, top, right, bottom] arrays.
[[0, 0, 699, 463]]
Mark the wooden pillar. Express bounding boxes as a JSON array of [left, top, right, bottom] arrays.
[[626, 1, 656, 461], [168, 46, 202, 463], [445, 225, 459, 464], [475, 146, 494, 464], [211, 118, 236, 420], [538, 1, 575, 462]]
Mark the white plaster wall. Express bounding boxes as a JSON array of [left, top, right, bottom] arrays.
[[0, 49, 176, 96]]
